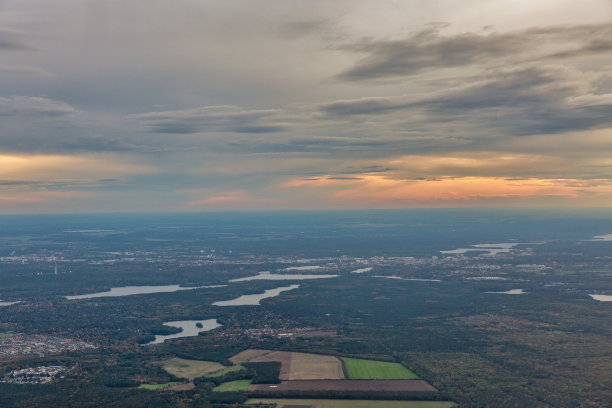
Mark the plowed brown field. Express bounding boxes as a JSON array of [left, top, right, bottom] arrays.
[[249, 379, 438, 393], [229, 349, 344, 380]]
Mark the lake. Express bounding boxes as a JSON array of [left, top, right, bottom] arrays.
[[212, 284, 300, 306], [589, 294, 612, 301], [484, 289, 526, 295], [590, 234, 612, 241], [285, 265, 323, 271], [374, 275, 441, 282], [146, 319, 221, 344], [0, 300, 20, 307], [441, 242, 519, 256], [230, 272, 337, 282], [65, 284, 225, 300]]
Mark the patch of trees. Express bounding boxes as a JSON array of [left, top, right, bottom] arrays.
[[206, 391, 247, 404], [243, 362, 281, 384]]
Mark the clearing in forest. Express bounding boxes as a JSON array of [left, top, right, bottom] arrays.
[[138, 381, 182, 390], [162, 357, 225, 380], [230, 349, 274, 364], [341, 357, 419, 379], [207, 365, 245, 377], [285, 351, 344, 380], [213, 379, 252, 392], [249, 379, 436, 393], [229, 349, 344, 380]]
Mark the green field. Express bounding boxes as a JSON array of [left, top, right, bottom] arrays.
[[162, 357, 225, 380], [0, 333, 13, 338], [341, 357, 419, 380], [246, 399, 455, 408], [207, 365, 245, 377], [138, 382, 181, 390], [213, 379, 252, 392]]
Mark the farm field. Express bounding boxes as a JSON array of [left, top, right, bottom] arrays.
[[287, 351, 344, 380], [213, 379, 252, 392], [230, 349, 273, 364], [207, 365, 245, 377], [138, 382, 181, 390], [162, 357, 224, 380], [341, 357, 419, 379], [230, 349, 344, 380], [245, 399, 456, 408], [249, 379, 437, 393]]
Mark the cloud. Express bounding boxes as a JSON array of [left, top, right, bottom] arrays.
[[277, 18, 334, 39], [0, 65, 54, 76], [321, 65, 612, 136], [133, 105, 288, 134], [283, 173, 612, 207], [338, 22, 612, 80], [183, 189, 284, 210], [0, 153, 154, 181], [0, 96, 141, 153], [0, 95, 77, 117], [0, 28, 29, 51]]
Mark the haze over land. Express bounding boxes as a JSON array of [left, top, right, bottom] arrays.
[[1, 0, 612, 212]]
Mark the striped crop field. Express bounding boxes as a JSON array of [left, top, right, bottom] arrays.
[[341, 357, 419, 380]]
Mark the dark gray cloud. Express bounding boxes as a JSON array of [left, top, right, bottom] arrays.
[[338, 22, 612, 80], [0, 178, 122, 191], [49, 135, 134, 152], [0, 65, 53, 76], [0, 130, 135, 153], [321, 65, 612, 135], [0, 29, 29, 51], [222, 137, 391, 155], [0, 95, 138, 153], [133, 106, 288, 134], [319, 96, 411, 116], [278, 18, 334, 39], [0, 95, 76, 117]]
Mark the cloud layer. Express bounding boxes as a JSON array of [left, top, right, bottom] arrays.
[[1, 0, 612, 211], [338, 22, 612, 80]]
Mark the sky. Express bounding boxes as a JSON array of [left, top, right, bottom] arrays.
[[1, 0, 612, 213]]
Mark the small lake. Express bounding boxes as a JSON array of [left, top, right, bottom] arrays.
[[0, 300, 20, 307], [589, 294, 612, 302], [212, 284, 300, 306], [230, 272, 337, 282], [374, 275, 441, 282], [146, 319, 221, 344], [285, 265, 323, 271], [65, 284, 226, 300], [441, 243, 519, 256], [589, 234, 612, 241], [484, 289, 526, 295], [351, 267, 372, 274]]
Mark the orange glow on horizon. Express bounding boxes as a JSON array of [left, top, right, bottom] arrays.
[[284, 174, 612, 206]]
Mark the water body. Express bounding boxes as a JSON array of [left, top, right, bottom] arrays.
[[484, 289, 526, 295], [441, 243, 519, 256], [147, 319, 221, 344], [230, 272, 337, 282], [213, 284, 299, 306], [0, 300, 20, 307], [65, 284, 226, 300], [374, 275, 441, 282], [351, 267, 372, 274], [285, 265, 323, 271], [589, 234, 612, 241], [589, 294, 612, 302], [64, 229, 115, 233]]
